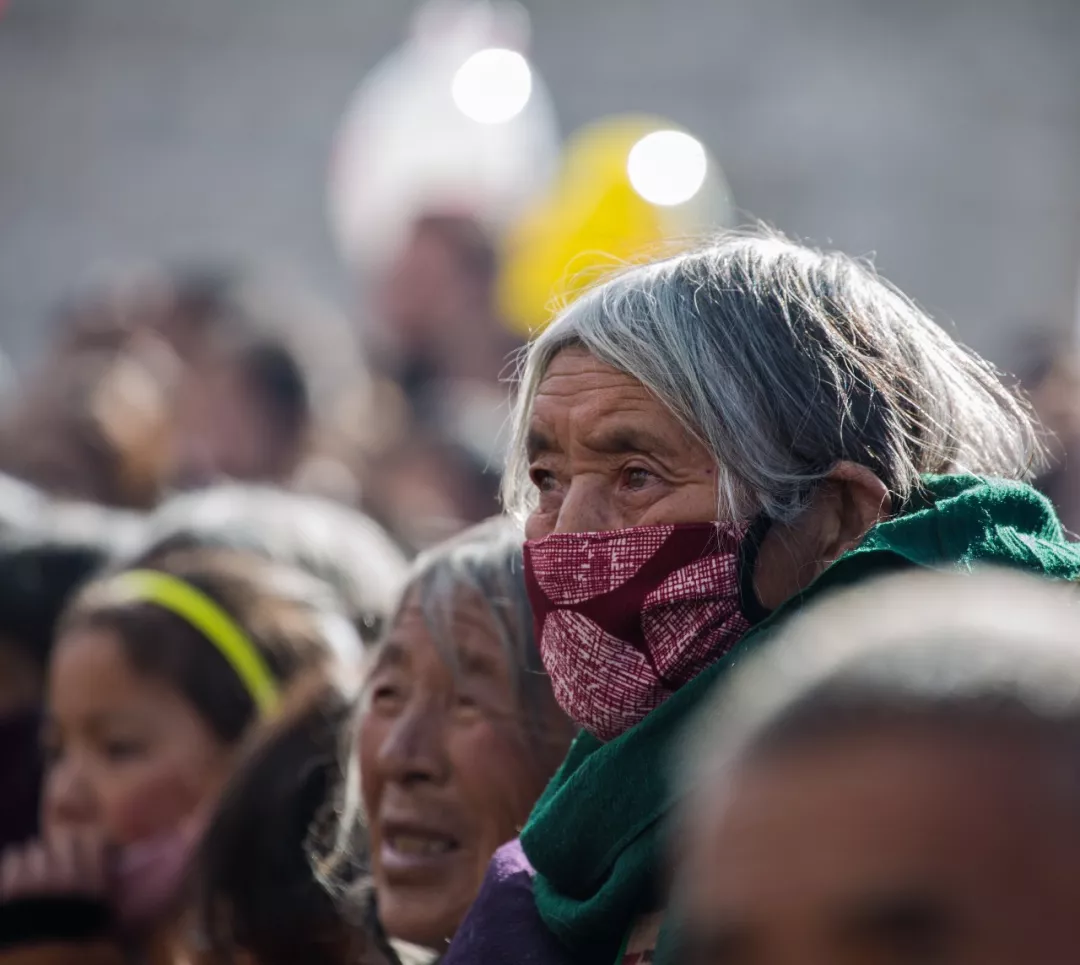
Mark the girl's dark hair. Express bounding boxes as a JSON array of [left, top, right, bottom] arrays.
[[56, 549, 359, 742], [188, 677, 394, 965]]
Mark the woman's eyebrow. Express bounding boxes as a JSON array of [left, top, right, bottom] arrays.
[[526, 428, 559, 461], [836, 889, 955, 949], [456, 647, 503, 680], [583, 425, 679, 458], [54, 709, 149, 733], [371, 639, 409, 671]]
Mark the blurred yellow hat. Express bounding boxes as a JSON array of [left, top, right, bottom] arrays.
[[498, 114, 732, 337]]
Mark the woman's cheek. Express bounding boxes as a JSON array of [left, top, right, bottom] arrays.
[[454, 721, 538, 838], [104, 763, 211, 846], [356, 715, 387, 816]]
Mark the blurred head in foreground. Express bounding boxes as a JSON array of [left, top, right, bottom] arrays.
[[675, 569, 1080, 965]]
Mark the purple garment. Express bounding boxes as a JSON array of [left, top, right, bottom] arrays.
[[442, 839, 573, 965], [0, 710, 42, 853]]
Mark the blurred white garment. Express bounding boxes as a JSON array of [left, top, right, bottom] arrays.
[[328, 0, 560, 272]]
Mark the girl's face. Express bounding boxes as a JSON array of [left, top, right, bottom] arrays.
[[42, 627, 233, 848]]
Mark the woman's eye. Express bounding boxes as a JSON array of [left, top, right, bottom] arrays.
[[529, 468, 557, 493], [371, 682, 404, 709], [455, 692, 479, 710], [102, 739, 146, 762], [623, 466, 658, 489]]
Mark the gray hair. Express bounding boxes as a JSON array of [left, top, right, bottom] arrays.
[[314, 517, 573, 926], [680, 568, 1080, 800], [394, 516, 571, 754], [504, 229, 1045, 523]]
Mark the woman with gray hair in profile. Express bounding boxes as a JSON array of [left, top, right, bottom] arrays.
[[329, 518, 575, 956], [673, 569, 1080, 965], [440, 229, 1080, 965]]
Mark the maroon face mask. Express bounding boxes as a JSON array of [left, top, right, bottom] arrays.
[[524, 521, 766, 742]]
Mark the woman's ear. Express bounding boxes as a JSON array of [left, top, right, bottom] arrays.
[[820, 461, 891, 563], [754, 463, 892, 609]]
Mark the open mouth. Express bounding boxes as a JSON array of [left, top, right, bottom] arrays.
[[385, 831, 460, 857], [379, 820, 464, 876]]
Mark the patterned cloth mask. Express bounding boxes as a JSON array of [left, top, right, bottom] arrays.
[[524, 521, 766, 742]]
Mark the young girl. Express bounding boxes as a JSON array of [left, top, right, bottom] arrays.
[[0, 548, 362, 965]]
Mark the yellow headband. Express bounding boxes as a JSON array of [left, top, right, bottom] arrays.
[[109, 570, 280, 716]]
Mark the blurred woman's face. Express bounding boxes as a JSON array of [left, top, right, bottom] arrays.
[[359, 590, 549, 949], [42, 627, 232, 849], [524, 346, 721, 539]]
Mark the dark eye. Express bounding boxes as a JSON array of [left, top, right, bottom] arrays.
[[370, 681, 405, 712], [455, 691, 479, 710], [529, 468, 557, 493], [102, 739, 146, 762], [623, 466, 657, 490]]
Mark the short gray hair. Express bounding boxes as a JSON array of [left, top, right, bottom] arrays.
[[395, 516, 571, 758], [680, 568, 1080, 799], [504, 230, 1045, 523]]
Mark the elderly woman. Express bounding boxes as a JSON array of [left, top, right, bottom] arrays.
[[441, 231, 1080, 965], [342, 518, 575, 954]]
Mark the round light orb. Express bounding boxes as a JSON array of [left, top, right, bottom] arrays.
[[626, 129, 708, 207], [452, 47, 533, 125]]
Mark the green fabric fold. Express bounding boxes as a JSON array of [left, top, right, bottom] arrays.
[[520, 474, 1080, 965]]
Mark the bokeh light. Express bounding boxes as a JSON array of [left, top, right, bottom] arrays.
[[627, 129, 708, 206], [451, 48, 533, 125]]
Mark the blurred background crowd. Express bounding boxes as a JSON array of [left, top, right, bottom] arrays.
[[4, 2, 1080, 964], [3, 0, 1080, 544]]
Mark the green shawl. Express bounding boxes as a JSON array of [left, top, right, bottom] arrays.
[[519, 474, 1080, 965]]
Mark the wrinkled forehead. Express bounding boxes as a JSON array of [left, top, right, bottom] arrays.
[[525, 345, 702, 457]]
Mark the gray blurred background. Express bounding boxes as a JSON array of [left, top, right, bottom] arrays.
[[2, 0, 1079, 368]]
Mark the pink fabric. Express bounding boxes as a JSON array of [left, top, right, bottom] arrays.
[[111, 817, 202, 927], [524, 522, 754, 742]]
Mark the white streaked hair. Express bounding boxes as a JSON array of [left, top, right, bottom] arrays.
[[503, 229, 1046, 523]]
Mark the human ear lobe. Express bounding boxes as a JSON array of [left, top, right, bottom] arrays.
[[754, 465, 891, 608], [819, 461, 891, 562]]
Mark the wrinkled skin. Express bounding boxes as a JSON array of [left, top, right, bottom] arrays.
[[360, 591, 566, 950], [524, 346, 890, 607]]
